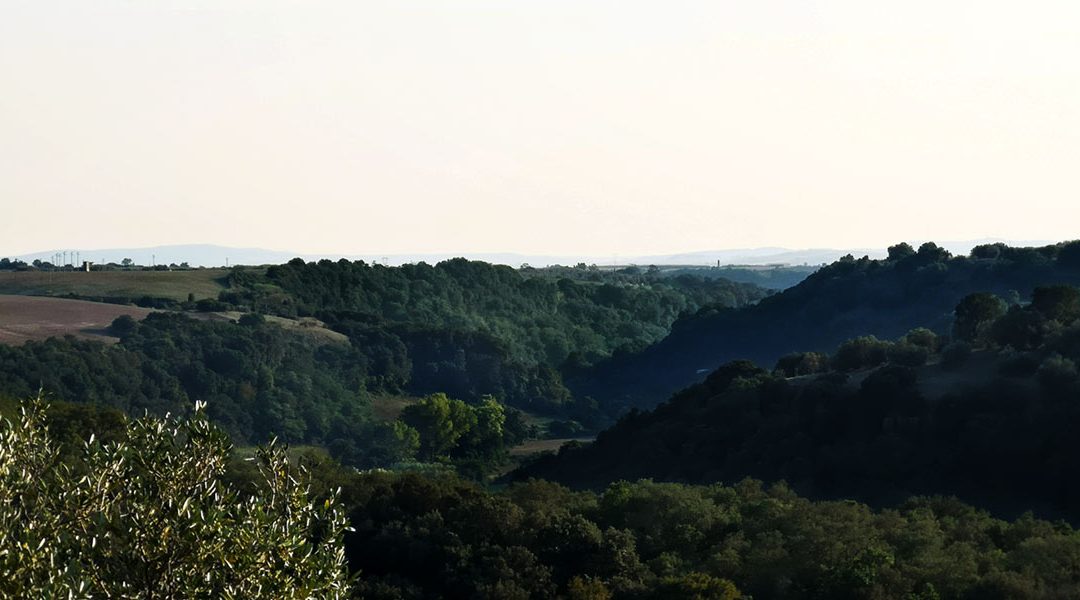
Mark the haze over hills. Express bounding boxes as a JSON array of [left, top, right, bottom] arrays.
[[8, 239, 1053, 269], [7, 0, 1080, 595]]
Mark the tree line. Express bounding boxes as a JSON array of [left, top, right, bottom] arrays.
[[223, 257, 766, 369]]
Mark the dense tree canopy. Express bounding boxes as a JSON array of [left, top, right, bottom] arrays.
[[336, 471, 1080, 599], [224, 257, 766, 369], [0, 313, 421, 468], [524, 285, 1080, 522]]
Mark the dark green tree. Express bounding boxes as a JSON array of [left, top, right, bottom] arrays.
[[832, 336, 892, 371], [1059, 240, 1080, 268], [953, 293, 1006, 343], [1032, 285, 1080, 324], [108, 314, 138, 337], [887, 243, 916, 261]]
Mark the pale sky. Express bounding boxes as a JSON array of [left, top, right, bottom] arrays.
[[2, 1, 1079, 257]]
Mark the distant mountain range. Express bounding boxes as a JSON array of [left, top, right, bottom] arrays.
[[6, 240, 1055, 269]]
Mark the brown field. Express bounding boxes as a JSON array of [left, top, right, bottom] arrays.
[[0, 295, 153, 344], [0, 269, 230, 301]]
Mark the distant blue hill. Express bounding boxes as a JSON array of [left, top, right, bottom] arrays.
[[6, 239, 1054, 269], [12, 245, 301, 269]]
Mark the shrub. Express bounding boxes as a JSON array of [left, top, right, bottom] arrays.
[[0, 397, 351, 598], [902, 327, 939, 352], [998, 352, 1041, 378], [941, 341, 972, 370], [887, 342, 930, 367], [991, 307, 1049, 350], [238, 312, 266, 326], [954, 293, 1007, 344], [195, 298, 228, 312], [1032, 285, 1080, 324], [1059, 240, 1080, 269], [108, 314, 138, 337], [1039, 353, 1079, 396], [775, 352, 830, 377], [832, 336, 892, 372], [548, 420, 586, 438]]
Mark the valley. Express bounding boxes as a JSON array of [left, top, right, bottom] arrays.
[[6, 5, 1078, 594], [5, 242, 1080, 598]]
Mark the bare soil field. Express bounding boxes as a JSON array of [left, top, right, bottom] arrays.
[[0, 295, 152, 344], [0, 270, 230, 301]]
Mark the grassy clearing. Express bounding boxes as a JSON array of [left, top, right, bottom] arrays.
[[0, 269, 231, 301], [507, 437, 594, 457], [230, 444, 333, 460], [518, 410, 557, 430], [193, 311, 349, 345], [492, 437, 595, 479], [370, 395, 422, 421]]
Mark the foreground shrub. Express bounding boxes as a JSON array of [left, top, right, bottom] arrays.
[[0, 397, 350, 599]]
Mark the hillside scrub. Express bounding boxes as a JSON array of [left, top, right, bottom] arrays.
[[573, 241, 1080, 414], [522, 285, 1080, 522]]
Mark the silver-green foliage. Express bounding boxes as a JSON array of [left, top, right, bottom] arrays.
[[0, 397, 350, 599]]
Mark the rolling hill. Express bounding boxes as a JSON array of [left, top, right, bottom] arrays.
[[571, 241, 1080, 415], [519, 279, 1080, 521], [0, 269, 229, 301]]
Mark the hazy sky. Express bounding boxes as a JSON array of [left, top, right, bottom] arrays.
[[2, 1, 1078, 257]]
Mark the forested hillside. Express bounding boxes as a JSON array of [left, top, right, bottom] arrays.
[[0, 259, 766, 471], [339, 472, 1080, 599], [522, 283, 1080, 521], [659, 264, 819, 290], [221, 257, 766, 368], [573, 241, 1080, 414], [0, 313, 421, 467]]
